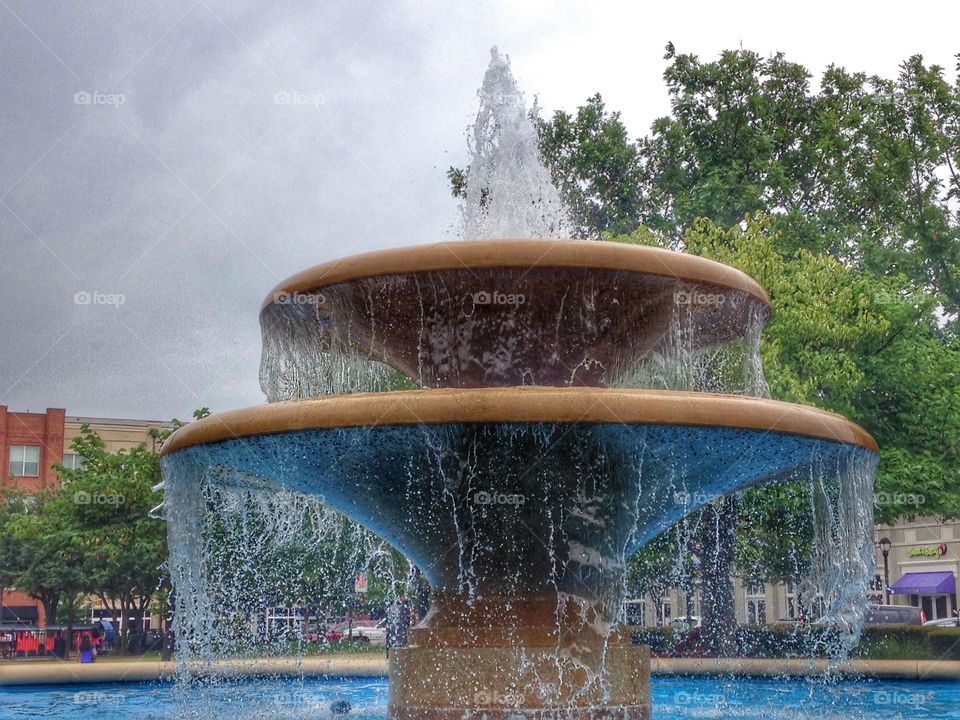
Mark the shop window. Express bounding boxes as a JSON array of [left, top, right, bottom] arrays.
[[745, 581, 767, 624]]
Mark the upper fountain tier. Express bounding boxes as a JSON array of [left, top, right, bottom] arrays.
[[259, 239, 771, 395]]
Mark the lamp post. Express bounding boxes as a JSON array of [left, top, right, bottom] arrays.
[[878, 537, 892, 604]]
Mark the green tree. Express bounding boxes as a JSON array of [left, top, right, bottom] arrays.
[[534, 94, 645, 238], [52, 425, 168, 653], [638, 47, 960, 312], [1, 486, 90, 648]]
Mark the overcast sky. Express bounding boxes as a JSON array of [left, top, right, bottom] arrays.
[[2, 0, 958, 420]]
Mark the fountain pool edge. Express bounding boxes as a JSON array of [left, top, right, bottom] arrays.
[[3, 658, 958, 686]]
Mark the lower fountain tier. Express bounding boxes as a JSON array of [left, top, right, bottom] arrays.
[[161, 387, 877, 602]]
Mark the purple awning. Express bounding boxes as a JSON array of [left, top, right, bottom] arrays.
[[889, 571, 956, 595]]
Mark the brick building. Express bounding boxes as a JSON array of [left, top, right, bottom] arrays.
[[1, 405, 171, 628]]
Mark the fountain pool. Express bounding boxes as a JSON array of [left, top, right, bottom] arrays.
[[2, 676, 957, 720]]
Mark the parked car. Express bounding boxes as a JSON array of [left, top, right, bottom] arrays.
[[323, 621, 351, 642], [863, 604, 925, 625], [324, 620, 384, 643], [670, 616, 701, 634], [353, 619, 388, 645], [923, 616, 959, 627]]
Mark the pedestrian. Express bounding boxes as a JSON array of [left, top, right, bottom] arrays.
[[52, 631, 66, 659], [386, 596, 411, 656], [78, 633, 95, 663]]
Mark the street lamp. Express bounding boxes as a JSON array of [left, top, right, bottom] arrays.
[[878, 537, 892, 604]]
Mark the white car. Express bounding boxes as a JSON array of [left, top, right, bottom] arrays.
[[670, 616, 701, 633], [923, 617, 959, 627], [353, 619, 388, 645]]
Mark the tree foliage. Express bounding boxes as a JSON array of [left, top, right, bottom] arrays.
[[1, 423, 172, 652], [636, 48, 960, 313]]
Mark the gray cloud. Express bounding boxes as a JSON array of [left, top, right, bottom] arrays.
[[2, 0, 956, 420]]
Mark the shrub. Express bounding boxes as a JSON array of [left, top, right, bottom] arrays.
[[632, 622, 959, 659], [927, 627, 960, 660], [630, 627, 675, 655]]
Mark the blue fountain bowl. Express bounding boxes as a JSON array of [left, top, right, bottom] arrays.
[[160, 387, 878, 600]]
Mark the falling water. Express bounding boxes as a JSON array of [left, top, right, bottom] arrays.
[[163, 425, 876, 715], [162, 45, 878, 718], [804, 448, 878, 653], [165, 460, 415, 710], [259, 274, 772, 401]]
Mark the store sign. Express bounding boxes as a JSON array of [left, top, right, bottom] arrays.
[[907, 544, 948, 557], [354, 573, 368, 594]]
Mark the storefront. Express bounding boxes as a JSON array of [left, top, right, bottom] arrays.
[[889, 569, 957, 621]]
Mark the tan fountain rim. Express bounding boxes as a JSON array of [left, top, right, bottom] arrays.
[[260, 239, 772, 312], [161, 387, 878, 455]]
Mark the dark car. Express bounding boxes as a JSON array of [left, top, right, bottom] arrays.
[[863, 604, 925, 625]]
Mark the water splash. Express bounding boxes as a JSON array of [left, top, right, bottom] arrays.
[[459, 47, 572, 239], [610, 293, 770, 395], [162, 46, 878, 719], [164, 421, 874, 682]]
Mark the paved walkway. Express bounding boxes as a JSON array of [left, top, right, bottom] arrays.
[[2, 656, 959, 685]]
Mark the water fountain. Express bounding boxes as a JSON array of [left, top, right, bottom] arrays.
[[159, 49, 879, 720]]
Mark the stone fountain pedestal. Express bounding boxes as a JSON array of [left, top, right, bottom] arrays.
[[388, 594, 651, 720]]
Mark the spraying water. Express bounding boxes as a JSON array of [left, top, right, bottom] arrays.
[[460, 47, 572, 239]]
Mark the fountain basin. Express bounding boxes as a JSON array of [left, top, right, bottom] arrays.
[[162, 387, 876, 602], [161, 387, 876, 720], [258, 240, 772, 393], [7, 675, 960, 720]]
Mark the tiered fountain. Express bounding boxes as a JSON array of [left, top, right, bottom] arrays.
[[159, 49, 878, 720]]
